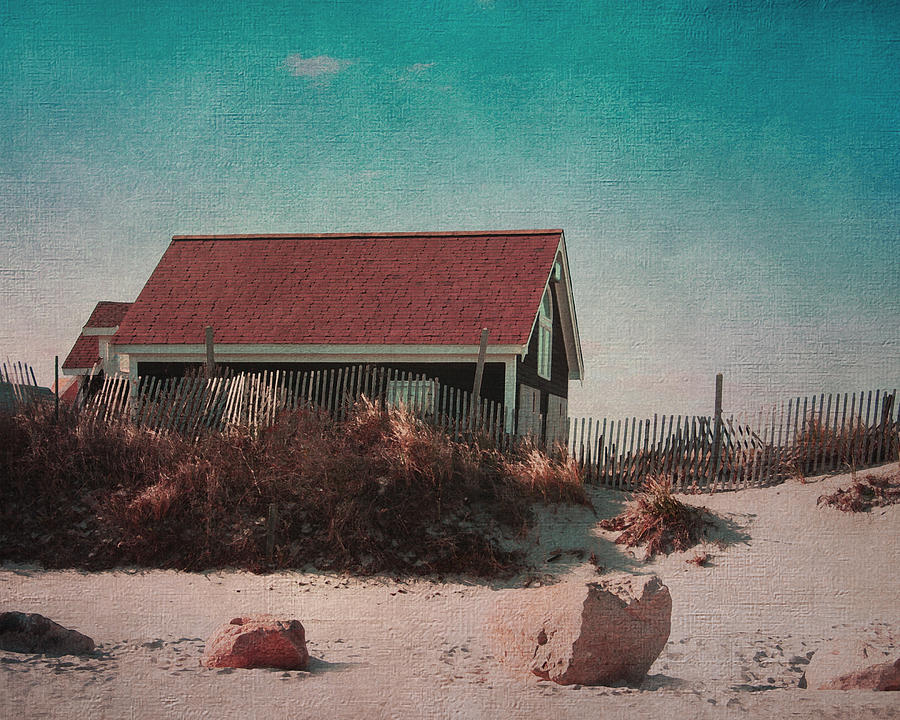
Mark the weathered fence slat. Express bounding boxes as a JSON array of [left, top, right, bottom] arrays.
[[612, 418, 623, 490], [862, 390, 878, 465]]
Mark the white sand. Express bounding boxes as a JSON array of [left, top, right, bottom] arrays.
[[2, 463, 898, 719]]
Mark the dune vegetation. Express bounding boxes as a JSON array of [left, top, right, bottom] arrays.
[[0, 399, 588, 577]]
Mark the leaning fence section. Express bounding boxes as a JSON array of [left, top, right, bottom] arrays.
[[79, 365, 516, 446], [0, 360, 50, 413], [565, 389, 899, 491]]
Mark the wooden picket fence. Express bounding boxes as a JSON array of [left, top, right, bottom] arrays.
[[564, 389, 899, 491], [78, 365, 516, 445], [75, 369, 900, 492]]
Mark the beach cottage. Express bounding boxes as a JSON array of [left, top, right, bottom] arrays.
[[68, 230, 583, 437]]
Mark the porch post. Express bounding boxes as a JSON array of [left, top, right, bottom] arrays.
[[98, 337, 110, 374], [503, 357, 517, 433]]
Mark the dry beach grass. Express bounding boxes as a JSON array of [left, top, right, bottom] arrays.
[[0, 400, 586, 577], [598, 475, 713, 559], [816, 470, 900, 512]]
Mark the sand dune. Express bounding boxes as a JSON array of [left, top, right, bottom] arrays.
[[2, 463, 898, 719]]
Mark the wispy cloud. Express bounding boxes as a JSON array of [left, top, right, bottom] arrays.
[[282, 54, 354, 78], [394, 62, 451, 91]]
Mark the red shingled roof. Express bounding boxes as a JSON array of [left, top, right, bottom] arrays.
[[85, 301, 132, 329], [113, 231, 563, 347], [62, 334, 100, 370], [62, 301, 133, 370]]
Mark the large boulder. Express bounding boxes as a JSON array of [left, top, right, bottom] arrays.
[[203, 615, 309, 670], [802, 639, 900, 690], [490, 573, 671, 686], [0, 612, 95, 656]]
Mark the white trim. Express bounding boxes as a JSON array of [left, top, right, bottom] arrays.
[[112, 342, 525, 357], [123, 349, 522, 367], [81, 326, 118, 336], [553, 281, 580, 380], [555, 232, 585, 379], [61, 368, 91, 376]]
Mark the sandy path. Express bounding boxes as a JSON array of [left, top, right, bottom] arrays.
[[2, 463, 898, 718]]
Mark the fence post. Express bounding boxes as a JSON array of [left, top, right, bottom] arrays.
[[472, 328, 489, 427], [710, 373, 723, 487], [54, 355, 59, 422]]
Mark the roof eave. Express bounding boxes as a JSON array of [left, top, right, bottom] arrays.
[[170, 229, 565, 241]]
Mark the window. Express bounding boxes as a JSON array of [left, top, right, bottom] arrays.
[[537, 287, 552, 380], [545, 394, 568, 445], [517, 384, 541, 437], [385, 379, 436, 414]]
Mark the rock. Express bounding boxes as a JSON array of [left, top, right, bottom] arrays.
[[203, 615, 309, 670], [0, 612, 95, 656], [802, 639, 900, 690], [489, 573, 671, 686]]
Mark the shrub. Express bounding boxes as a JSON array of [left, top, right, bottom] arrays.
[[599, 475, 712, 559]]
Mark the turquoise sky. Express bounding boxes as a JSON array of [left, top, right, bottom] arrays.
[[2, 1, 898, 417]]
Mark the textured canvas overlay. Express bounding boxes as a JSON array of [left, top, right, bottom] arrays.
[[1, 2, 898, 718]]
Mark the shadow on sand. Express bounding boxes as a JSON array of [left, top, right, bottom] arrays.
[[487, 481, 756, 588], [306, 656, 358, 673]]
